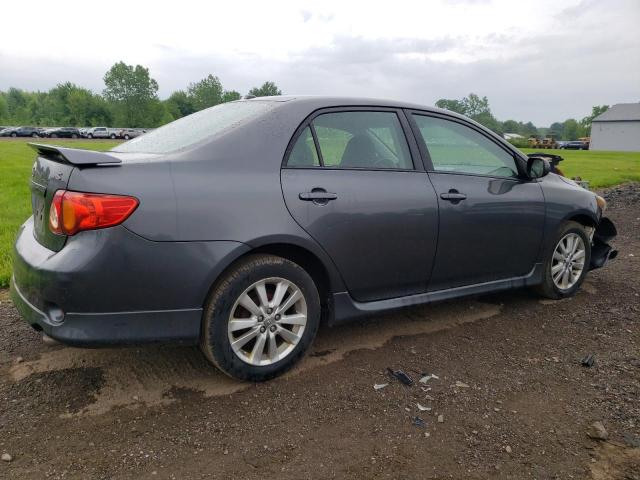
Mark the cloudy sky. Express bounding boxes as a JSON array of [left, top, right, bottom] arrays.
[[1, 0, 638, 125]]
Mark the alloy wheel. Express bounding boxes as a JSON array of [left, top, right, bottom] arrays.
[[227, 277, 307, 366], [551, 233, 586, 290]]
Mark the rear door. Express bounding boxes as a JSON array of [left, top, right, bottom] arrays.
[[408, 112, 545, 290], [281, 108, 439, 302]]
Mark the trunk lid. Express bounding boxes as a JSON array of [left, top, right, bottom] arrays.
[[28, 143, 122, 251]]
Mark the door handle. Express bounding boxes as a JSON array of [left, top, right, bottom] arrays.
[[299, 190, 338, 202], [440, 190, 467, 201]]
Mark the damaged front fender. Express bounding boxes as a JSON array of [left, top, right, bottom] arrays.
[[590, 217, 618, 270]]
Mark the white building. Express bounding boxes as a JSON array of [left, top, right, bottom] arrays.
[[590, 103, 640, 152], [503, 133, 524, 140]]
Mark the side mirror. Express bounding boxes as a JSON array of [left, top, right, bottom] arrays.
[[527, 157, 550, 179]]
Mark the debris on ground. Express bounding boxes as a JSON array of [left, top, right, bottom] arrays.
[[505, 446, 512, 454], [412, 417, 426, 429], [454, 381, 470, 388], [437, 414, 444, 423], [419, 373, 439, 384], [417, 403, 431, 412], [387, 368, 414, 386], [587, 421, 609, 440], [373, 383, 388, 391], [1, 453, 12, 462], [581, 354, 596, 368]]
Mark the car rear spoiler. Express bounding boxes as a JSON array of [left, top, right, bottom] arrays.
[[28, 143, 121, 166]]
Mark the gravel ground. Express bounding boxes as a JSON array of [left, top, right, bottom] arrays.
[[0, 184, 638, 480]]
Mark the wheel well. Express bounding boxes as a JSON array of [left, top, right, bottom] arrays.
[[250, 243, 332, 308], [208, 243, 334, 324], [568, 214, 597, 228]]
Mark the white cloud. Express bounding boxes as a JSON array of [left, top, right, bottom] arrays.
[[0, 0, 638, 124]]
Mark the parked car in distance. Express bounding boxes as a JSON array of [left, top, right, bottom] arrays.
[[11, 97, 617, 382], [119, 128, 146, 140], [86, 127, 119, 139], [0, 126, 41, 137], [42, 127, 81, 138], [560, 140, 589, 150]]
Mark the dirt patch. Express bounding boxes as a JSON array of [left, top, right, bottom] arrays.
[[590, 443, 640, 480], [5, 367, 104, 416]]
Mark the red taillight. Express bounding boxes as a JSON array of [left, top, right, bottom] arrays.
[[49, 190, 139, 236]]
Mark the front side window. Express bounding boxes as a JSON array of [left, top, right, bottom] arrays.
[[413, 115, 519, 178], [308, 111, 413, 170]]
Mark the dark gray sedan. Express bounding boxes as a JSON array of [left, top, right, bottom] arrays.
[[11, 97, 617, 381]]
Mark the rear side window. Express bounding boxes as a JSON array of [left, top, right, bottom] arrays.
[[412, 115, 518, 178], [286, 111, 413, 170], [288, 127, 320, 167], [113, 101, 276, 154]]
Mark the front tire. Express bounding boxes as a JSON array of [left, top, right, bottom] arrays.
[[536, 221, 591, 299], [200, 254, 321, 381]]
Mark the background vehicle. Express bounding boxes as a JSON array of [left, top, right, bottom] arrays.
[[561, 140, 589, 150], [119, 128, 146, 140], [43, 127, 81, 138], [528, 135, 559, 149], [11, 97, 616, 382], [87, 127, 119, 139], [0, 126, 41, 137]]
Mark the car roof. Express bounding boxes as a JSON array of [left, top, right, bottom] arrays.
[[244, 95, 466, 119]]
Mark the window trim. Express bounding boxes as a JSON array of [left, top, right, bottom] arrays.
[[406, 109, 528, 180], [282, 106, 423, 172]]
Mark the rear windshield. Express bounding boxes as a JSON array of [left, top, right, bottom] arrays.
[[112, 101, 276, 154]]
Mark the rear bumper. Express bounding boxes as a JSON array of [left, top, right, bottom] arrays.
[[11, 217, 250, 346], [10, 276, 201, 346]]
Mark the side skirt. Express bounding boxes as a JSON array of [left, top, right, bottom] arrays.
[[330, 264, 543, 326]]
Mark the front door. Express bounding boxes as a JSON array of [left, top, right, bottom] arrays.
[[281, 109, 439, 302], [410, 113, 546, 291]]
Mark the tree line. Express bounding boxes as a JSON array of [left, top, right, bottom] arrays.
[[0, 61, 282, 128], [0, 61, 607, 139], [435, 93, 608, 141]]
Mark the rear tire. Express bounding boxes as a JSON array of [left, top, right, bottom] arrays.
[[536, 221, 591, 299], [87, 134, 93, 139], [200, 254, 321, 381]]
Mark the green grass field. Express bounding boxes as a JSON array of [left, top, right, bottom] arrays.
[[0, 139, 638, 288], [521, 148, 640, 187]]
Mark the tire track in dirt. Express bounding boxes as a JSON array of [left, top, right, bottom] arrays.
[[8, 299, 501, 416]]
